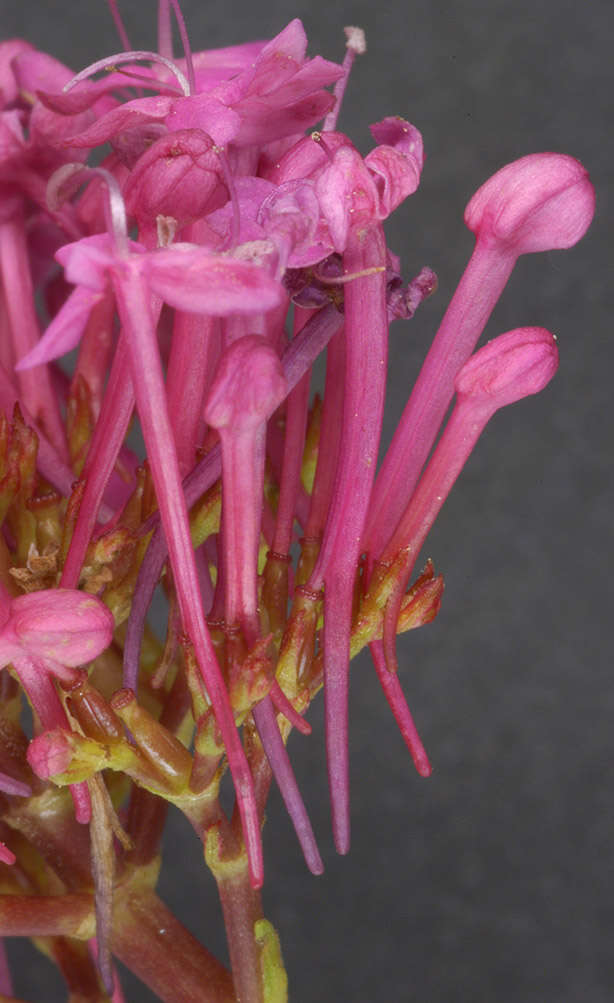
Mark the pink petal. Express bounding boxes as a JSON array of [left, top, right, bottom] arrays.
[[257, 19, 308, 66], [206, 176, 275, 245], [264, 131, 352, 185], [65, 95, 172, 149], [145, 245, 283, 315], [370, 117, 424, 170], [0, 842, 15, 865], [11, 48, 74, 95], [0, 40, 34, 107], [37, 66, 159, 115], [315, 146, 378, 251], [233, 91, 335, 147], [56, 234, 143, 289], [16, 285, 103, 369], [258, 55, 344, 105], [366, 145, 421, 217], [185, 40, 267, 92], [0, 109, 25, 162], [165, 94, 241, 146]]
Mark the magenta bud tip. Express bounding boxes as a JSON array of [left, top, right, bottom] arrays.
[[464, 152, 595, 254], [455, 326, 559, 411]]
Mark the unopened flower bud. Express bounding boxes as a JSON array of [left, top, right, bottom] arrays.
[[123, 129, 228, 231], [455, 326, 559, 413], [27, 727, 105, 783], [10, 589, 114, 667], [205, 335, 287, 432], [464, 153, 595, 254]]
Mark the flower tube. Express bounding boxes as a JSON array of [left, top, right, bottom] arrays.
[[376, 326, 559, 675], [204, 335, 323, 875], [364, 154, 595, 561]]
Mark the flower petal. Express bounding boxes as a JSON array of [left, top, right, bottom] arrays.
[[145, 245, 283, 315], [16, 285, 103, 369]]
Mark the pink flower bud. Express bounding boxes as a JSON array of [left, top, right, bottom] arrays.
[[10, 589, 114, 666], [27, 728, 74, 779], [205, 335, 287, 432], [123, 129, 229, 230], [464, 153, 595, 254], [455, 326, 559, 412]]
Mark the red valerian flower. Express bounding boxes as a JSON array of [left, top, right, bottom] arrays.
[[0, 4, 596, 998]]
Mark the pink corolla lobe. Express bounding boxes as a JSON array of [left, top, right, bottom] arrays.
[[16, 225, 284, 371]]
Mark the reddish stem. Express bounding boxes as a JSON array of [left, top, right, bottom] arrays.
[[113, 892, 235, 1003]]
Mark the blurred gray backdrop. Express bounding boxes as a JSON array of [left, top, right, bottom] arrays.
[[2, 0, 612, 1000]]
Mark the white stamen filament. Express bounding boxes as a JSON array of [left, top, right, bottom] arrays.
[[64, 50, 190, 98]]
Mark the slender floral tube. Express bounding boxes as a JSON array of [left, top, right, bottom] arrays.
[[60, 336, 136, 589], [112, 265, 264, 887], [70, 290, 115, 421], [300, 325, 345, 574], [308, 222, 388, 854], [166, 311, 219, 476], [376, 327, 559, 676], [204, 336, 287, 634], [205, 336, 323, 875], [381, 326, 559, 564], [123, 304, 343, 692], [369, 646, 432, 775], [269, 309, 314, 560], [0, 213, 67, 458], [364, 153, 594, 560]]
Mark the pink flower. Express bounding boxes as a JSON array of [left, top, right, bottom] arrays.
[[0, 585, 113, 698], [0, 584, 114, 830], [0, 10, 596, 998], [364, 152, 595, 562]]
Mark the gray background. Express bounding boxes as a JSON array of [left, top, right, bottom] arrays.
[[2, 0, 612, 1000]]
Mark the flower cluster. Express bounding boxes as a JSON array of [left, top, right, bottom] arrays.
[[0, 4, 594, 1001]]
